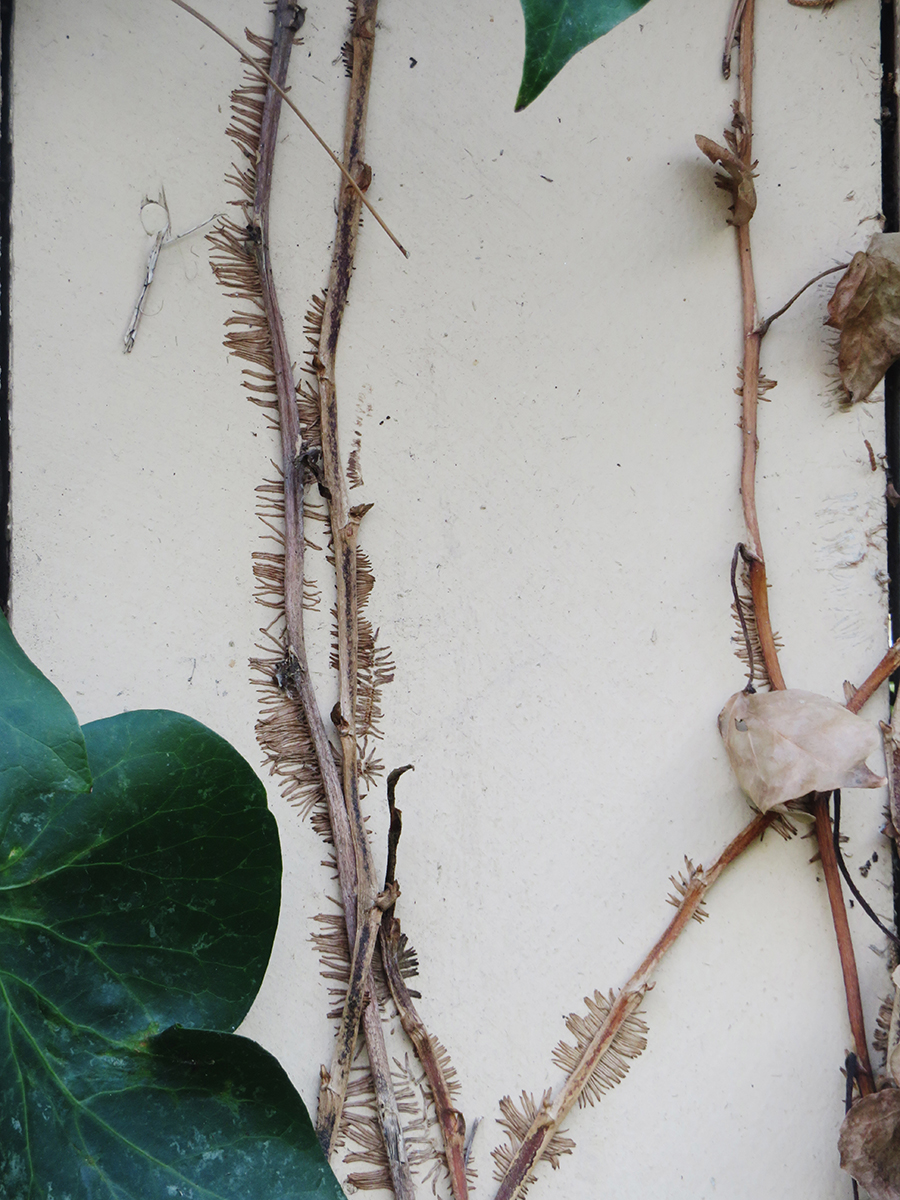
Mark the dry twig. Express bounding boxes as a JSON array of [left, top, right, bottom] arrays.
[[490, 814, 775, 1200], [380, 766, 470, 1200], [492, 6, 887, 1193], [167, 0, 408, 256], [205, 0, 412, 1182], [306, 9, 416, 1196], [727, 0, 875, 1097]]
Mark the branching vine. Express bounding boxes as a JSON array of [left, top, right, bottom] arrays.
[[190, 0, 900, 1195], [204, 2, 464, 1195]]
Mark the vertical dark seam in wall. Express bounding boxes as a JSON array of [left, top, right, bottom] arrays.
[[0, 0, 12, 615], [880, 0, 900, 931]]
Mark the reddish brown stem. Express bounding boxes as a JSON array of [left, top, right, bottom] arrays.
[[734, 0, 761, 557], [491, 811, 774, 1200], [845, 639, 900, 714], [738, 238, 763, 562], [731, 0, 786, 696], [732, 0, 872, 1103], [748, 559, 786, 690], [815, 638, 900, 1093], [736, 0, 754, 160], [813, 796, 875, 1095], [492, 633, 895, 1197]]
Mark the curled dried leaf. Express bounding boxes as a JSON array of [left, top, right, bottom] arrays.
[[839, 1090, 900, 1200], [718, 689, 885, 813], [825, 233, 900, 403], [695, 134, 757, 226], [827, 250, 869, 329]]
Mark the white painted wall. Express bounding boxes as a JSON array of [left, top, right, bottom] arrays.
[[9, 1, 892, 1196]]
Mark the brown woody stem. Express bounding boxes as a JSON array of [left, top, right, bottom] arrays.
[[310, 7, 415, 1194], [734, 0, 761, 550], [846, 639, 900, 715], [168, 0, 408, 256], [806, 637, 900, 1101], [239, 5, 360, 919], [494, 4, 884, 1192], [232, 2, 397, 1156], [731, 0, 786, 692], [223, 4, 402, 1163], [381, 767, 469, 1200], [813, 796, 875, 1095], [314, 0, 379, 934], [491, 812, 775, 1200], [731, 0, 873, 1101], [382, 919, 470, 1200], [748, 559, 786, 690], [318, 883, 401, 1154]]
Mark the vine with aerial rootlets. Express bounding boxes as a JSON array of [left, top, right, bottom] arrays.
[[176, 0, 900, 1195]]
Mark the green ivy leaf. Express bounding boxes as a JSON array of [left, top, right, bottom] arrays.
[[5, 1027, 346, 1199], [516, 0, 655, 110], [0, 687, 281, 1040], [0, 615, 92, 836], [0, 615, 345, 1198]]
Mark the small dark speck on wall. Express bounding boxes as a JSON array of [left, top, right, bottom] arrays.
[[409, 57, 417, 67]]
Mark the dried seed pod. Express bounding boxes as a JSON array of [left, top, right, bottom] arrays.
[[826, 232, 900, 404], [839, 1090, 900, 1200], [718, 688, 885, 813]]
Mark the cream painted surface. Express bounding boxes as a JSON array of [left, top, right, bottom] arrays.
[[9, 1, 892, 1196]]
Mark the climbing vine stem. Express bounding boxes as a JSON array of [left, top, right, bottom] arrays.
[[731, 0, 874, 1098]]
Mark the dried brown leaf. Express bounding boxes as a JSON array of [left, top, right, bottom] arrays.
[[695, 134, 757, 226], [840, 1090, 900, 1200], [826, 250, 869, 329], [825, 233, 900, 403], [718, 688, 885, 813]]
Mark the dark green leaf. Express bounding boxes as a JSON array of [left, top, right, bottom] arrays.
[[0, 621, 329, 1198], [0, 709, 280, 1041], [0, 615, 92, 865], [2, 1026, 347, 1199], [516, 0, 655, 110]]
